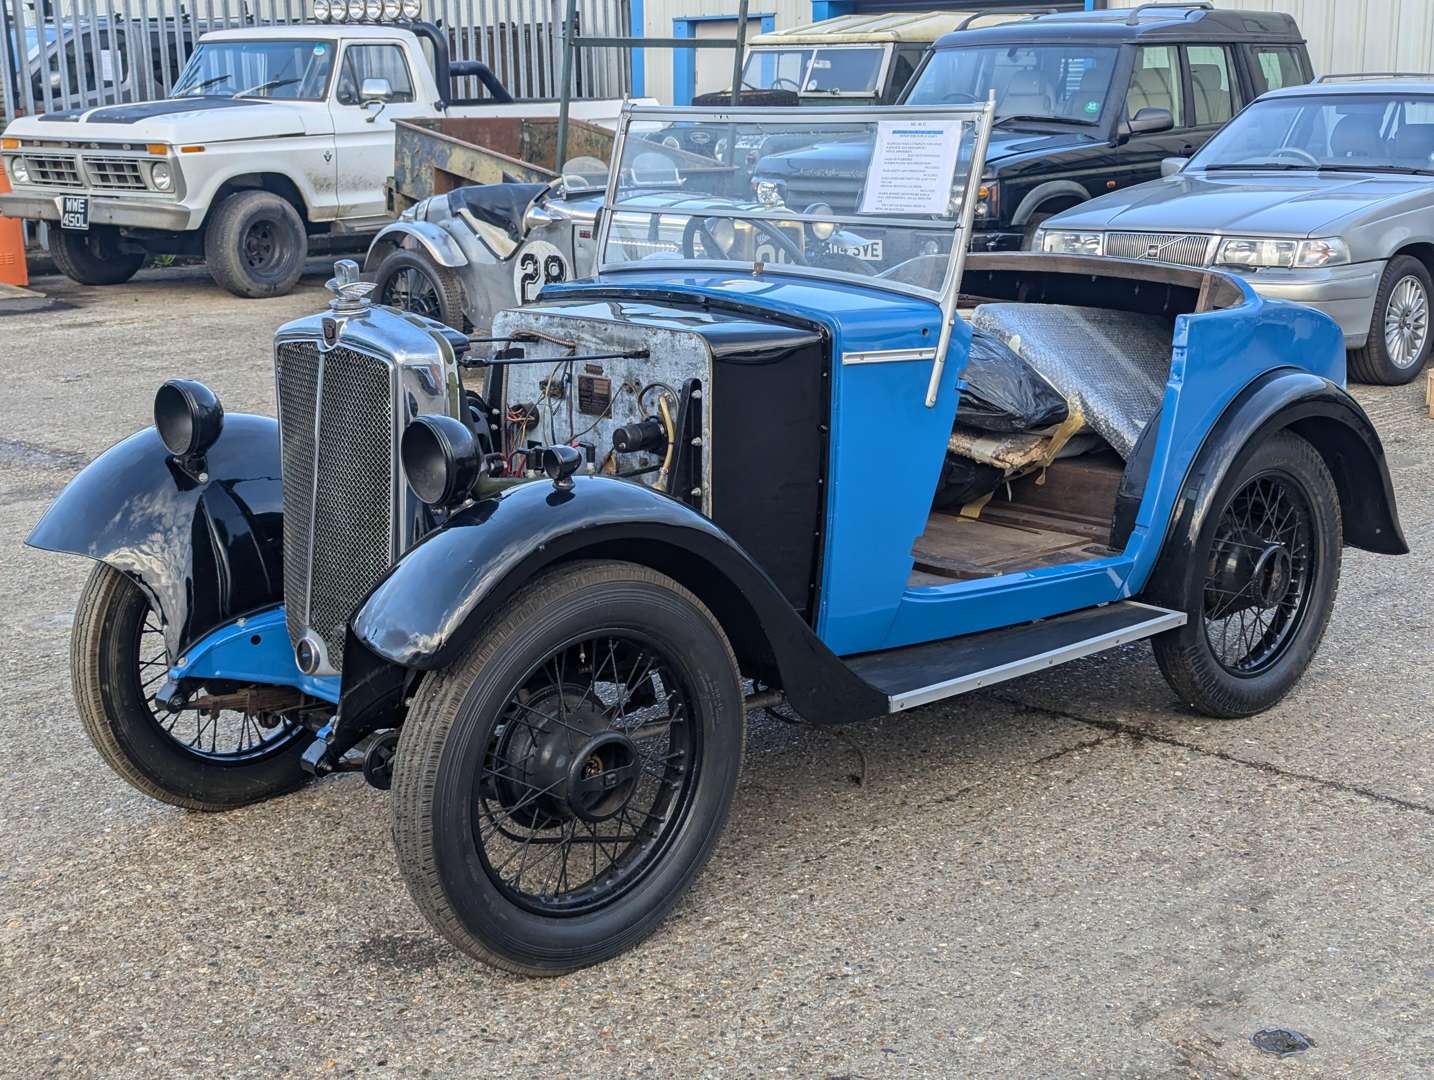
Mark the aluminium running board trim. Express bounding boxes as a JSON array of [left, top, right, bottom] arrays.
[[884, 602, 1186, 713]]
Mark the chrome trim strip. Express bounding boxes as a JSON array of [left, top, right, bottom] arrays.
[[304, 347, 325, 663], [887, 604, 1187, 712], [842, 347, 937, 365]]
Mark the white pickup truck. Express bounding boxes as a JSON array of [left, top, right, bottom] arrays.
[[0, 17, 625, 298]]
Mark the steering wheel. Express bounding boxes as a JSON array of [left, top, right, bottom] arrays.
[[681, 216, 807, 265], [1269, 146, 1321, 167], [938, 91, 982, 104], [769, 77, 802, 92]]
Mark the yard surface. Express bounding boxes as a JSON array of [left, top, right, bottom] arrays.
[[1, 264, 1431, 1079]]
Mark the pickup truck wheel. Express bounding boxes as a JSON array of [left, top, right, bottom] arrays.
[[50, 226, 144, 285], [391, 560, 745, 975], [1152, 432, 1341, 718], [70, 563, 311, 810], [204, 190, 308, 298], [374, 249, 468, 330], [1349, 255, 1433, 384]]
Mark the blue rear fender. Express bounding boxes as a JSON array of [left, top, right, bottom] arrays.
[[351, 476, 890, 724]]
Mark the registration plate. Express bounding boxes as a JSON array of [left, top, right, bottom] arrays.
[[835, 238, 883, 261], [60, 195, 89, 231]]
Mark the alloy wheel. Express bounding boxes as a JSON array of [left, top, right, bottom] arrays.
[[1383, 274, 1429, 369]]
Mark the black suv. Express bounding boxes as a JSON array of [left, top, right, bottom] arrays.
[[749, 2, 1312, 250]]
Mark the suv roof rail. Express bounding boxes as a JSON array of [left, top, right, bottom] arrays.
[[1313, 71, 1434, 83], [1123, 2, 1214, 25], [956, 8, 1055, 31]]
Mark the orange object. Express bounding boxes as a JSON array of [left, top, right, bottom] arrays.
[[0, 168, 29, 287]]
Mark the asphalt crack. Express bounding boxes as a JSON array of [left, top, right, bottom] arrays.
[[997, 693, 1434, 818]]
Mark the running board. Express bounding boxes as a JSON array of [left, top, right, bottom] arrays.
[[845, 602, 1186, 713]]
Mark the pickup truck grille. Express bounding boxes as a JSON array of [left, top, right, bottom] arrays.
[[1105, 232, 1214, 268], [21, 154, 83, 188], [85, 157, 147, 190], [780, 177, 863, 215], [275, 340, 397, 674]]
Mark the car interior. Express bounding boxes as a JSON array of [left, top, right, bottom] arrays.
[[907, 256, 1244, 588]]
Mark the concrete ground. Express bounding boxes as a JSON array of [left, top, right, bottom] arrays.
[[1, 264, 1431, 1080]]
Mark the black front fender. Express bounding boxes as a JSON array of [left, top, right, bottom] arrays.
[[1144, 370, 1407, 603], [352, 476, 888, 724], [25, 414, 284, 658]]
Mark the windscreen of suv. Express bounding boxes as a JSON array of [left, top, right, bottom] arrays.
[[741, 45, 886, 96], [742, 48, 815, 92], [171, 40, 335, 100], [1191, 93, 1434, 174], [907, 44, 1118, 123]]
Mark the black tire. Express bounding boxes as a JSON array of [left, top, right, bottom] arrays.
[[204, 189, 308, 298], [1349, 254, 1433, 384], [49, 226, 144, 285], [374, 248, 468, 330], [1152, 431, 1342, 718], [392, 560, 745, 975], [70, 563, 311, 811]]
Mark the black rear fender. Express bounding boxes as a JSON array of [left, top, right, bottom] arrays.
[[24, 414, 283, 658], [351, 477, 887, 724], [1143, 370, 1406, 603]]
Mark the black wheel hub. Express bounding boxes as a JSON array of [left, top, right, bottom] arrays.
[[243, 220, 278, 270], [492, 691, 640, 827], [1210, 526, 1293, 615]]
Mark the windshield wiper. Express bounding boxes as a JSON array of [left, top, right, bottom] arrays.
[[1315, 163, 1434, 176], [994, 114, 1096, 128], [233, 77, 299, 99], [1201, 162, 1316, 171], [178, 74, 232, 96]]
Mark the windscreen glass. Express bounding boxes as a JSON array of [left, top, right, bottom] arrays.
[[741, 45, 886, 97], [741, 48, 814, 92], [602, 108, 984, 296], [171, 40, 335, 100], [1190, 93, 1434, 174], [907, 44, 1118, 124]]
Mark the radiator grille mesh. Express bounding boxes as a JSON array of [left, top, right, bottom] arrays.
[[274, 340, 395, 672], [1105, 232, 1213, 268]]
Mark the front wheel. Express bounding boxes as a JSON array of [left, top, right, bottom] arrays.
[[374, 248, 468, 330], [49, 225, 145, 285], [1152, 431, 1342, 718], [391, 561, 745, 975], [204, 189, 308, 298], [70, 563, 311, 810], [1349, 254, 1433, 384]]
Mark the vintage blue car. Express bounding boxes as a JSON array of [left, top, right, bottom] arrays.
[[27, 104, 1406, 975]]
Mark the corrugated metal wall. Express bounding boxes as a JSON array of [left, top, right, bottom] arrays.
[[638, 0, 809, 105], [1106, 0, 1434, 77]]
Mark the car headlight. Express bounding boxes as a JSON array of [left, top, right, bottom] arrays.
[[704, 217, 736, 254], [974, 182, 997, 220], [400, 0, 421, 18], [752, 179, 783, 208], [9, 157, 30, 185], [150, 160, 173, 191], [312, 0, 333, 19], [364, 0, 383, 19], [804, 203, 835, 241], [1040, 230, 1104, 256], [1215, 236, 1351, 269], [382, 0, 401, 16]]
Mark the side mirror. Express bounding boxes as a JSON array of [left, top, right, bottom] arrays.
[[360, 77, 392, 122], [1161, 156, 1189, 177], [1118, 106, 1174, 142]]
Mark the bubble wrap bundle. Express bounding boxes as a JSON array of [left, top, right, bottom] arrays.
[[968, 304, 1173, 459]]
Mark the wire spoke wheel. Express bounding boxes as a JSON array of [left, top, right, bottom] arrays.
[[472, 630, 702, 916], [1383, 274, 1429, 369], [133, 609, 303, 764], [1201, 471, 1317, 677], [381, 264, 442, 319]]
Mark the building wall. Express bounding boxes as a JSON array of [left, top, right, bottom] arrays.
[[1106, 0, 1434, 77], [638, 0, 817, 104]]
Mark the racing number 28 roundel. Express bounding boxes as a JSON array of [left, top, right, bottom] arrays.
[[513, 240, 570, 305]]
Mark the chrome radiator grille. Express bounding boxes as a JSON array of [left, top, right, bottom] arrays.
[[1105, 231, 1214, 268], [275, 340, 396, 672]]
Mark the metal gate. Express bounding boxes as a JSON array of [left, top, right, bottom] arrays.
[[0, 0, 630, 125]]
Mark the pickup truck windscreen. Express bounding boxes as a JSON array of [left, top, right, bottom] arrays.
[[907, 44, 1117, 125], [171, 39, 335, 100]]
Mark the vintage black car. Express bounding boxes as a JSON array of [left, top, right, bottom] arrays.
[[27, 103, 1405, 976], [749, 2, 1312, 250]]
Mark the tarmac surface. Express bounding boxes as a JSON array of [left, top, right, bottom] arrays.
[[1, 263, 1431, 1079]]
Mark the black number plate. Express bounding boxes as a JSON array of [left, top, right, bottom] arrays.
[[60, 195, 89, 231]]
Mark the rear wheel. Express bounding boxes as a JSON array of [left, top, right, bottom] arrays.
[[70, 563, 311, 810], [1152, 432, 1342, 718], [49, 225, 144, 285], [204, 189, 308, 298], [1349, 254, 1432, 384], [374, 248, 468, 330], [391, 561, 744, 975]]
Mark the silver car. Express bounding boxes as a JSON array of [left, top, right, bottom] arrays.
[[1036, 77, 1434, 384]]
